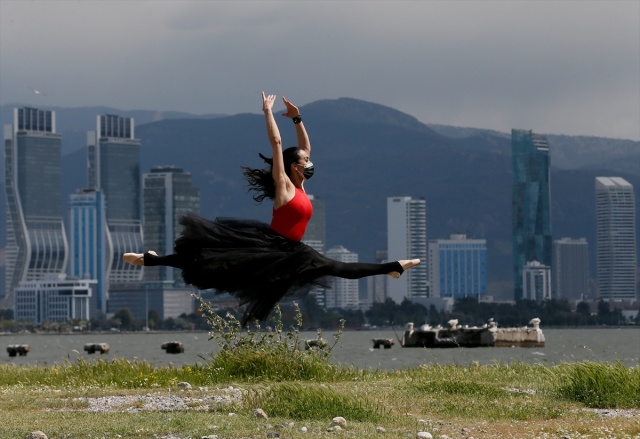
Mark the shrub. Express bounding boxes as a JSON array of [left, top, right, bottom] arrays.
[[195, 295, 351, 381], [552, 361, 640, 408]]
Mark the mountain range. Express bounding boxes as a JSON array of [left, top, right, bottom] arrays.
[[1, 99, 639, 299]]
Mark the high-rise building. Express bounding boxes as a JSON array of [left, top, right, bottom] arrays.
[[512, 129, 552, 300], [302, 194, 327, 306], [429, 234, 487, 300], [143, 166, 200, 285], [302, 194, 326, 253], [366, 249, 388, 306], [68, 189, 109, 312], [522, 260, 551, 302], [3, 107, 68, 306], [595, 177, 637, 300], [387, 196, 428, 302], [552, 237, 590, 301], [87, 114, 143, 285], [324, 245, 359, 309]]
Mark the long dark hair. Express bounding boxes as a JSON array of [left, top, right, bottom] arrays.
[[242, 146, 301, 203]]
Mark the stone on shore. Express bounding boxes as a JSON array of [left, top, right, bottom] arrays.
[[253, 408, 268, 419]]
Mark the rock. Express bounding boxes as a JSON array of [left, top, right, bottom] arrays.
[[26, 433, 48, 439], [376, 426, 387, 433], [266, 432, 280, 438], [253, 408, 268, 419], [200, 436, 218, 439], [327, 425, 342, 432], [330, 416, 347, 428], [177, 382, 192, 389], [417, 433, 433, 439]]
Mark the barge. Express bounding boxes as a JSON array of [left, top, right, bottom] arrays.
[[401, 318, 544, 348]]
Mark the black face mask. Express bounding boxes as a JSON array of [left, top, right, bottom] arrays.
[[297, 162, 314, 180]]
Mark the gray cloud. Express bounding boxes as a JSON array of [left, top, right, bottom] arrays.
[[1, 0, 638, 140]]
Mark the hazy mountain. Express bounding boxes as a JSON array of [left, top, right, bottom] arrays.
[[1, 98, 639, 298]]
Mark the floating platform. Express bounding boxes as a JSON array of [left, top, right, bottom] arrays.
[[401, 318, 544, 348], [84, 343, 110, 354]]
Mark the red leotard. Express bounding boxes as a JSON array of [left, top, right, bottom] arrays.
[[269, 188, 313, 241]]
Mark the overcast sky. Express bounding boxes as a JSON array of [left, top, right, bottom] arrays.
[[1, 0, 638, 140]]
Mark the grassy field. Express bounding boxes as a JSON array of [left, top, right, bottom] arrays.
[[1, 305, 638, 439]]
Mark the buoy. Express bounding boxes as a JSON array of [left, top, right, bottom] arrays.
[[83, 343, 110, 354], [372, 338, 395, 349], [161, 341, 184, 354]]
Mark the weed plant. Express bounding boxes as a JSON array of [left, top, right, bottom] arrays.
[[196, 296, 354, 382]]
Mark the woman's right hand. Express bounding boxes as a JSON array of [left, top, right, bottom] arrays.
[[262, 91, 276, 113]]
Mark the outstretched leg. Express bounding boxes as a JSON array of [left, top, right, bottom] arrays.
[[306, 258, 420, 280], [123, 251, 189, 270]]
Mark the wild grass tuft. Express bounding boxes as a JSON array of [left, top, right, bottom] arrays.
[[551, 361, 640, 408], [242, 382, 388, 422], [196, 296, 353, 381]]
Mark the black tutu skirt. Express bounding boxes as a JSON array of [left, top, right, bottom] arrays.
[[174, 214, 331, 324]]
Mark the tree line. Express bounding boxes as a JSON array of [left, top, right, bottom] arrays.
[[0, 296, 635, 333]]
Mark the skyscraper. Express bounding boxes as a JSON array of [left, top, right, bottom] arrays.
[[429, 234, 487, 300], [68, 189, 108, 311], [552, 237, 590, 301], [595, 177, 637, 300], [87, 114, 143, 285], [387, 196, 428, 303], [302, 194, 326, 253], [143, 166, 200, 285], [4, 107, 68, 305], [324, 245, 359, 309], [512, 129, 552, 301]]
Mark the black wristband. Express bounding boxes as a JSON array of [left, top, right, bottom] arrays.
[[292, 115, 302, 124]]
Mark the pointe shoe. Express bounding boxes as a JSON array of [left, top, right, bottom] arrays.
[[123, 253, 144, 266], [388, 259, 421, 279], [123, 250, 157, 266]]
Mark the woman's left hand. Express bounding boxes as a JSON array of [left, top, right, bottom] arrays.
[[281, 96, 300, 118]]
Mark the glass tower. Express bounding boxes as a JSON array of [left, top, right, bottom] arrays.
[[512, 129, 552, 301], [4, 107, 68, 305], [428, 234, 487, 300], [142, 166, 200, 285], [387, 196, 428, 302], [69, 189, 108, 312], [552, 237, 590, 301], [87, 114, 143, 285], [595, 177, 637, 300]]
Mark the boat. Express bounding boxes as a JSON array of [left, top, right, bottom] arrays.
[[401, 318, 544, 348]]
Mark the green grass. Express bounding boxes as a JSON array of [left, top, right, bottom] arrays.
[[0, 302, 638, 438]]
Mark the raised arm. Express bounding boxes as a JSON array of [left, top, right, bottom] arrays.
[[282, 96, 310, 157], [262, 92, 292, 208]]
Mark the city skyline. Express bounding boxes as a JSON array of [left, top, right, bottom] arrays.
[[2, 104, 636, 312]]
